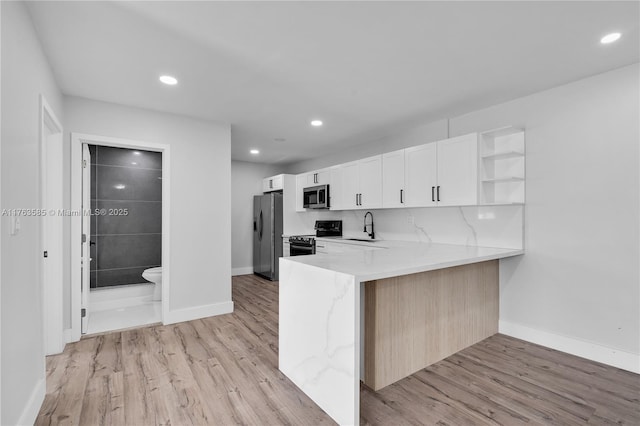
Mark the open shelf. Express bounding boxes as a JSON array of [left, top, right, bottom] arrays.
[[482, 177, 524, 183], [479, 202, 525, 206], [479, 127, 525, 205], [481, 151, 524, 160]]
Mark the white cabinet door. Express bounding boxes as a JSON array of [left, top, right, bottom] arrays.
[[405, 143, 437, 207], [305, 169, 330, 186], [437, 134, 478, 206], [341, 162, 360, 209], [271, 174, 283, 191], [263, 174, 284, 192], [305, 172, 316, 186], [329, 166, 343, 210], [358, 156, 382, 209], [295, 173, 307, 212], [262, 178, 271, 193], [382, 150, 405, 208], [316, 169, 330, 185]]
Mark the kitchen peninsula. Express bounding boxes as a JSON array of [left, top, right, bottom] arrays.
[[279, 240, 523, 425]]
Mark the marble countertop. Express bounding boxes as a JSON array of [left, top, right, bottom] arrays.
[[282, 241, 523, 281]]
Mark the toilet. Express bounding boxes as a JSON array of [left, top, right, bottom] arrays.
[[142, 267, 162, 301]]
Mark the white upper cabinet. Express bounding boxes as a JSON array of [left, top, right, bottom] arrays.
[[340, 161, 360, 209], [338, 156, 382, 210], [358, 156, 383, 209], [263, 174, 284, 193], [305, 169, 330, 186], [436, 133, 478, 206], [382, 150, 405, 208], [289, 129, 521, 212], [405, 143, 438, 207], [329, 166, 344, 210], [381, 134, 477, 208]]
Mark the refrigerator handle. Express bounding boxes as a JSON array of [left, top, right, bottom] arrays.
[[259, 211, 264, 240]]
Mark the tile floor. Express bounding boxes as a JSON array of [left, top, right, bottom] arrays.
[[87, 301, 161, 335]]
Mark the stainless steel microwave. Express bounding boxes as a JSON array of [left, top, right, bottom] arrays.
[[303, 184, 330, 209]]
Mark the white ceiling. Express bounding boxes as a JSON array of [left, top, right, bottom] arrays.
[[27, 1, 639, 165]]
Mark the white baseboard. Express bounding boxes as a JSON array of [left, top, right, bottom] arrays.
[[232, 267, 254, 276], [499, 320, 640, 374], [164, 301, 234, 325], [16, 377, 45, 426]]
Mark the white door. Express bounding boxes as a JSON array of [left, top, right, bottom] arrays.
[[341, 162, 360, 209], [382, 150, 405, 208], [41, 98, 64, 355], [81, 144, 91, 334], [358, 156, 382, 209], [405, 143, 438, 207], [437, 133, 478, 206]]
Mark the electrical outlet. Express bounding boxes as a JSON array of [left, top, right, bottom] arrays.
[[407, 216, 415, 225]]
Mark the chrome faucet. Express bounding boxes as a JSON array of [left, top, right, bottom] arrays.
[[363, 211, 375, 239]]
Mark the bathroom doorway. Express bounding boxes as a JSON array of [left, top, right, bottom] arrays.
[[84, 144, 162, 334], [70, 133, 170, 340]]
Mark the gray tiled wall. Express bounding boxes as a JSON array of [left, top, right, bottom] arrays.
[[89, 145, 162, 288]]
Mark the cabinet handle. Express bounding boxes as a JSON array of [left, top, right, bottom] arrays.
[[437, 186, 440, 202], [400, 189, 404, 204], [269, 179, 273, 189], [431, 186, 435, 202], [359, 194, 362, 206]]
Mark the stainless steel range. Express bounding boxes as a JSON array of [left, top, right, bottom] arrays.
[[288, 220, 342, 256]]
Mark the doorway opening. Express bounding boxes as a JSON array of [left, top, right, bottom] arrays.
[[70, 134, 170, 340], [84, 144, 163, 334]]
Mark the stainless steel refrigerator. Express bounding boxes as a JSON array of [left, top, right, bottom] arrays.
[[253, 192, 283, 281]]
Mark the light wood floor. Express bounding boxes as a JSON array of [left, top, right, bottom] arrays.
[[37, 274, 640, 425]]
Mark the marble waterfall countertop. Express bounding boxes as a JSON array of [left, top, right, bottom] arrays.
[[290, 238, 523, 281], [279, 240, 523, 425]]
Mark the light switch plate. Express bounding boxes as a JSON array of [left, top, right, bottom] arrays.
[[10, 216, 21, 236]]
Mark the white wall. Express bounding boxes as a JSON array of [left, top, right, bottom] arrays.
[[1, 2, 64, 424], [285, 64, 639, 371], [64, 96, 232, 322], [231, 161, 281, 275], [449, 64, 639, 367]]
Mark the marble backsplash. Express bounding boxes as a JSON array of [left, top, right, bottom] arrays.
[[284, 205, 524, 249]]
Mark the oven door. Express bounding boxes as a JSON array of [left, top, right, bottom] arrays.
[[290, 243, 315, 256]]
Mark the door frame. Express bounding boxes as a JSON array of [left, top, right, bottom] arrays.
[[40, 95, 64, 355], [70, 132, 171, 341]]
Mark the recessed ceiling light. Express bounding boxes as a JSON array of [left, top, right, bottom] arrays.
[[114, 184, 126, 190], [311, 120, 323, 127], [250, 149, 260, 155], [601, 32, 621, 44], [159, 75, 178, 85], [133, 151, 141, 155], [131, 162, 138, 165]]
